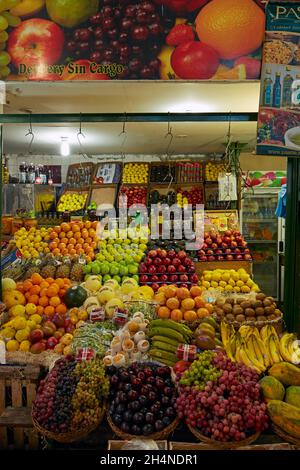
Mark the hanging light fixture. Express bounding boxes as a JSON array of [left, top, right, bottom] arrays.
[[60, 137, 70, 156]]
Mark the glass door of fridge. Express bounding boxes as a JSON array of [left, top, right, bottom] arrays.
[[241, 192, 279, 298]]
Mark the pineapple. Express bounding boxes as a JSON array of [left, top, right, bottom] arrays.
[[41, 264, 56, 279], [55, 264, 71, 279], [70, 263, 84, 282], [24, 266, 40, 280]]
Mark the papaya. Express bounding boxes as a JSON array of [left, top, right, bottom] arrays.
[[268, 362, 300, 386], [285, 386, 300, 409], [259, 376, 285, 401], [267, 400, 300, 438]]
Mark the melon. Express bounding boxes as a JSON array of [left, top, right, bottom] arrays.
[[259, 376, 285, 401], [2, 278, 16, 291], [104, 279, 119, 289], [97, 286, 115, 304], [85, 277, 102, 292], [121, 278, 138, 294], [285, 386, 300, 409], [105, 298, 124, 318], [64, 286, 87, 308]]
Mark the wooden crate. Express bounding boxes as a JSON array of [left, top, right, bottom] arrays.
[[56, 187, 90, 213], [150, 162, 177, 184], [0, 364, 40, 449], [108, 440, 168, 450], [66, 162, 95, 186], [195, 260, 253, 278], [169, 441, 297, 451]]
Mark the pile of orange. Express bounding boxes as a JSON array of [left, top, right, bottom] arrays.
[[154, 285, 213, 322], [16, 273, 70, 317], [48, 220, 98, 261]]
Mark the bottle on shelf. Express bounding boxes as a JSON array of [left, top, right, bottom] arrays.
[[19, 161, 27, 184], [28, 163, 36, 184], [2, 156, 9, 184], [282, 67, 293, 107], [263, 69, 273, 106], [272, 72, 282, 108]]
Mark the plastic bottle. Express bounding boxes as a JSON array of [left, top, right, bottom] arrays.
[[282, 67, 293, 107], [272, 72, 282, 108], [263, 69, 273, 106]]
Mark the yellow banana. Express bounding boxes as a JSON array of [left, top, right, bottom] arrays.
[[268, 325, 279, 342], [279, 333, 295, 362], [250, 326, 261, 341], [225, 342, 235, 362], [268, 335, 282, 364], [254, 334, 271, 368], [238, 325, 252, 339], [229, 335, 237, 357], [248, 334, 265, 369], [244, 338, 265, 372], [238, 347, 262, 374], [260, 325, 271, 342], [221, 321, 231, 346]]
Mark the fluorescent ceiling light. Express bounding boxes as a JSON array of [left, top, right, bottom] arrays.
[[61, 137, 70, 156]]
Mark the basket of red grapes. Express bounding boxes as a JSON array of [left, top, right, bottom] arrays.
[[32, 356, 109, 443], [107, 362, 179, 439], [176, 351, 269, 448]]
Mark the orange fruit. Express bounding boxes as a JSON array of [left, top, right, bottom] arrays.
[[75, 243, 83, 251], [52, 248, 60, 256], [61, 223, 70, 233], [56, 304, 67, 315], [85, 221, 92, 229], [25, 292, 31, 300], [36, 305, 44, 315], [49, 241, 57, 250], [47, 285, 59, 297], [72, 224, 80, 233], [195, 0, 265, 60], [50, 231, 57, 240], [49, 296, 61, 307], [181, 298, 195, 311], [16, 282, 24, 293], [39, 296, 49, 307], [59, 231, 66, 239], [59, 288, 67, 298], [77, 248, 85, 255], [165, 285, 178, 299], [154, 292, 166, 305], [88, 228, 96, 238], [166, 297, 180, 310], [177, 287, 190, 300], [31, 273, 43, 285], [53, 237, 60, 245], [69, 237, 76, 245], [170, 309, 183, 322], [157, 306, 170, 319], [28, 294, 39, 305], [69, 248, 77, 256], [40, 281, 50, 289], [40, 287, 48, 297], [85, 237, 92, 245], [204, 303, 214, 314], [56, 278, 65, 288], [61, 237, 68, 245], [197, 307, 210, 319], [81, 230, 88, 239], [23, 280, 33, 292], [194, 296, 205, 309], [190, 286, 202, 298], [66, 231, 73, 239], [77, 237, 84, 245], [54, 225, 61, 234], [45, 277, 55, 284], [44, 305, 55, 316], [183, 310, 197, 322], [91, 221, 98, 230], [58, 242, 66, 250], [30, 285, 41, 296], [61, 248, 69, 255], [158, 285, 168, 294], [90, 241, 97, 249]]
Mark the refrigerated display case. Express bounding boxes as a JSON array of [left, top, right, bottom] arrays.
[[240, 188, 282, 299], [2, 184, 57, 215]]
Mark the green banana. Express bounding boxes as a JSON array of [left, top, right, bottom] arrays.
[[152, 341, 178, 353], [148, 327, 186, 343], [150, 319, 192, 338], [149, 348, 177, 362], [151, 335, 180, 347], [149, 356, 175, 367]]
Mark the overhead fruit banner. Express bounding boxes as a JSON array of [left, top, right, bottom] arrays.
[[257, 0, 300, 156], [0, 0, 265, 81]]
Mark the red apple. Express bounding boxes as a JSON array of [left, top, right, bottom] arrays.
[[167, 265, 176, 274], [52, 313, 65, 328], [217, 255, 224, 261], [208, 255, 215, 261], [226, 255, 234, 260], [223, 236, 231, 244], [235, 254, 243, 260], [158, 265, 167, 273], [216, 249, 223, 255], [234, 248, 241, 254], [221, 242, 228, 249], [168, 250, 176, 259], [198, 249, 206, 256], [160, 249, 167, 258], [199, 255, 207, 261], [225, 249, 232, 254], [66, 324, 75, 333], [148, 265, 157, 274], [145, 257, 153, 266], [8, 19, 65, 70], [204, 232, 210, 239], [161, 274, 169, 283], [54, 330, 64, 340], [180, 274, 189, 282], [202, 243, 208, 250], [177, 250, 187, 260], [207, 249, 214, 255], [172, 258, 181, 268], [224, 230, 232, 237], [29, 329, 44, 344], [170, 274, 179, 283], [181, 283, 189, 289], [231, 241, 238, 248], [153, 257, 162, 266], [244, 254, 252, 260], [240, 241, 248, 247], [140, 274, 149, 283], [244, 248, 250, 254], [148, 250, 157, 258], [152, 283, 160, 292], [189, 274, 199, 284], [211, 243, 218, 250], [46, 336, 58, 350], [30, 342, 46, 354], [205, 237, 212, 245], [164, 257, 171, 266], [42, 321, 56, 337], [139, 263, 148, 273], [187, 265, 196, 273], [183, 257, 192, 267], [216, 237, 222, 245], [151, 275, 159, 283]]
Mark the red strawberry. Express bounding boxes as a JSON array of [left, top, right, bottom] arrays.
[[234, 57, 261, 79], [166, 24, 194, 47]]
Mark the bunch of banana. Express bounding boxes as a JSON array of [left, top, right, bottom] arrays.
[[279, 332, 300, 364], [260, 325, 283, 366], [148, 319, 193, 366], [220, 321, 235, 346]]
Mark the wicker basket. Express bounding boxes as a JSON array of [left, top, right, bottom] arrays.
[[187, 424, 260, 449], [222, 312, 283, 334], [107, 414, 179, 440], [272, 424, 300, 446], [32, 405, 106, 444]]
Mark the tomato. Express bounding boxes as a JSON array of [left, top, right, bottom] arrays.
[[171, 41, 219, 79]]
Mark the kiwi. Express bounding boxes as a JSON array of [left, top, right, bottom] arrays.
[[236, 314, 246, 323], [236, 298, 246, 305], [215, 307, 225, 318], [255, 307, 265, 316], [240, 301, 251, 310], [268, 314, 277, 320], [263, 299, 272, 307], [245, 308, 256, 317], [252, 300, 263, 309], [264, 305, 276, 316], [226, 298, 235, 305], [232, 306, 244, 316], [226, 313, 235, 322], [257, 315, 267, 322], [256, 293, 266, 301], [223, 303, 233, 314]]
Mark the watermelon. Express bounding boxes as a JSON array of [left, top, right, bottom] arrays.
[[64, 286, 87, 308]]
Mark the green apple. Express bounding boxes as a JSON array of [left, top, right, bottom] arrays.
[[110, 265, 119, 276], [83, 264, 92, 274], [119, 266, 128, 277], [103, 274, 111, 283], [128, 264, 138, 275], [91, 262, 101, 275], [113, 275, 121, 284], [101, 263, 110, 275], [125, 255, 134, 265], [132, 275, 139, 283]]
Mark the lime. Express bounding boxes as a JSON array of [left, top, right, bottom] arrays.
[[46, 0, 99, 28]]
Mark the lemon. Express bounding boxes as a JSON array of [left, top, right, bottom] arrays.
[[233, 286, 241, 293], [228, 279, 235, 287], [30, 314, 42, 324], [26, 303, 37, 315], [12, 317, 27, 330], [241, 285, 251, 293], [225, 285, 233, 292], [219, 281, 227, 288], [19, 340, 31, 352], [236, 280, 244, 288], [202, 281, 210, 289], [211, 281, 219, 288], [240, 273, 250, 283], [6, 340, 19, 352], [1, 327, 16, 339], [15, 327, 30, 342], [10, 304, 26, 317], [27, 320, 36, 331]]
